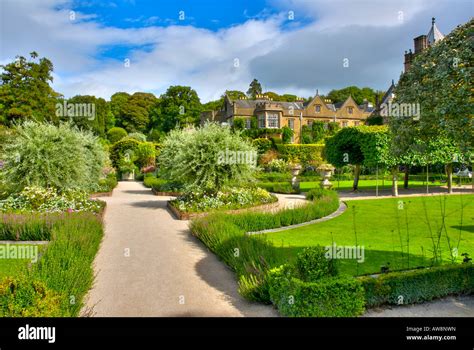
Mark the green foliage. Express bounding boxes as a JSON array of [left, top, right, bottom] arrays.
[[29, 213, 104, 315], [0, 276, 62, 317], [0, 52, 59, 125], [171, 187, 276, 213], [0, 121, 107, 192], [109, 137, 141, 168], [128, 132, 147, 142], [0, 186, 104, 213], [135, 142, 156, 169], [143, 176, 183, 193], [281, 126, 294, 144], [325, 127, 364, 168], [295, 246, 338, 282], [276, 144, 324, 167], [119, 92, 158, 133], [232, 117, 246, 130], [252, 138, 273, 154], [0, 212, 103, 316], [191, 192, 340, 303], [268, 266, 366, 317], [393, 18, 473, 154], [107, 127, 128, 143], [327, 86, 382, 105], [247, 79, 262, 99], [0, 213, 56, 240], [152, 85, 202, 132], [159, 123, 257, 193], [97, 173, 118, 193], [63, 95, 113, 137], [360, 263, 474, 307]]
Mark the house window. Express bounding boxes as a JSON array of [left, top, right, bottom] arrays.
[[267, 113, 279, 128], [245, 119, 251, 129], [342, 121, 348, 127], [354, 121, 360, 126], [307, 120, 313, 127], [348, 107, 354, 114], [315, 105, 321, 113], [258, 115, 265, 128], [288, 119, 294, 130]]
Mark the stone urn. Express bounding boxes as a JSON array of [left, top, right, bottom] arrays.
[[317, 164, 335, 189], [289, 164, 302, 191], [121, 170, 135, 181]]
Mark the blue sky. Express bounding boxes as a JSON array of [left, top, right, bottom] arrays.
[[1, 0, 472, 101]]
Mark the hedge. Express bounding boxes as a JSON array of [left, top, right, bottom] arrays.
[[268, 265, 366, 317], [359, 263, 474, 307], [277, 144, 324, 166], [0, 276, 62, 317], [109, 137, 141, 168], [190, 192, 340, 302]]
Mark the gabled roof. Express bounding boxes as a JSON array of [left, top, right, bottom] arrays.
[[380, 79, 396, 106], [427, 17, 444, 45]]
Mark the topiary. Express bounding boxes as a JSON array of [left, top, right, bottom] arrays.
[[107, 127, 128, 143], [109, 137, 141, 169]]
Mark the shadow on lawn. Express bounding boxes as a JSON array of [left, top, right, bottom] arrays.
[[450, 225, 474, 233], [267, 244, 441, 276]]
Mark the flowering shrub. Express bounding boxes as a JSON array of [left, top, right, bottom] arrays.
[[172, 187, 276, 213], [267, 159, 288, 173], [0, 186, 103, 213]]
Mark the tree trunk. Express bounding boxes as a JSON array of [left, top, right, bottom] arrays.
[[403, 165, 409, 189], [446, 163, 453, 194], [391, 166, 399, 197], [353, 164, 361, 191]]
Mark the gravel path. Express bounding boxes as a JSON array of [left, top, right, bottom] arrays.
[[82, 181, 277, 317]]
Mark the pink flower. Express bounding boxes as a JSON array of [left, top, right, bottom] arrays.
[[67, 208, 73, 213]]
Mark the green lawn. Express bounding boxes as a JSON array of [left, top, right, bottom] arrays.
[[0, 243, 46, 277], [264, 194, 474, 276]]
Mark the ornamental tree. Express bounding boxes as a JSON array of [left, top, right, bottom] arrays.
[[159, 123, 257, 193]]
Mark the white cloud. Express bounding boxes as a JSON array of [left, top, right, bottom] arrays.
[[0, 0, 471, 102]]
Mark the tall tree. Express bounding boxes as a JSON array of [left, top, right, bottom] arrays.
[[327, 86, 380, 105], [0, 52, 60, 125], [152, 86, 202, 133], [63, 95, 113, 137], [391, 18, 473, 192], [246, 79, 262, 99]]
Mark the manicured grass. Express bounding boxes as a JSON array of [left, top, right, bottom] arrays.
[[0, 244, 46, 277], [264, 194, 474, 276]]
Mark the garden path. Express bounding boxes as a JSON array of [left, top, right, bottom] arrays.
[[82, 181, 277, 317]]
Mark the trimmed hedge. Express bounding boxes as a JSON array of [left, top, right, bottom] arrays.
[[359, 263, 474, 307], [276, 144, 324, 166], [268, 265, 365, 317], [252, 138, 273, 154], [0, 276, 62, 317], [191, 192, 340, 302], [109, 137, 141, 168]]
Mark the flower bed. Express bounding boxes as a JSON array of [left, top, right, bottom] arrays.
[[170, 187, 277, 216], [0, 186, 104, 214]]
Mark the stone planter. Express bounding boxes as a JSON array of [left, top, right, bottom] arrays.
[[320, 170, 333, 189], [290, 164, 302, 191]]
